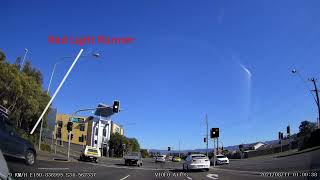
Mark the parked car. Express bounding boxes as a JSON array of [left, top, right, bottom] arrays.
[[211, 154, 229, 165], [183, 154, 210, 171], [172, 156, 181, 162], [0, 149, 12, 180], [124, 152, 143, 167], [155, 155, 166, 162], [167, 156, 173, 161], [0, 112, 37, 165], [79, 146, 101, 163]]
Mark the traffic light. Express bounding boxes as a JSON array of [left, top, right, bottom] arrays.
[[67, 122, 73, 131], [113, 100, 120, 113], [204, 138, 206, 143], [278, 132, 284, 140], [168, 147, 171, 151], [210, 128, 219, 138], [287, 126, 290, 135]]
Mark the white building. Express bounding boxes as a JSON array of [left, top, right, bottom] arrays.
[[87, 117, 112, 156]]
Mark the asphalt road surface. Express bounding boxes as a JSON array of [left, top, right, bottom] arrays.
[[5, 150, 320, 180]]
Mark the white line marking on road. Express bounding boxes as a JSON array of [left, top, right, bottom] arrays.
[[186, 176, 192, 180], [38, 168, 69, 170], [206, 173, 219, 179], [120, 175, 130, 180]]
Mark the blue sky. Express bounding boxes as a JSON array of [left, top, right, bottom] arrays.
[[1, 0, 320, 150]]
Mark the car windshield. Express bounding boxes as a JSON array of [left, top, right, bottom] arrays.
[[217, 155, 226, 158], [192, 155, 206, 158], [127, 152, 139, 156], [87, 149, 98, 153], [2, 1, 320, 179]]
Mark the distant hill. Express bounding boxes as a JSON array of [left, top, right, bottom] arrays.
[[148, 139, 285, 154]]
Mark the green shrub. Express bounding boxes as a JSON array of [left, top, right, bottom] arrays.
[[40, 143, 51, 152]]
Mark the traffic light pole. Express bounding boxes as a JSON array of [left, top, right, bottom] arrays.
[[213, 138, 216, 167], [67, 131, 71, 159], [205, 114, 208, 157], [67, 105, 116, 160]]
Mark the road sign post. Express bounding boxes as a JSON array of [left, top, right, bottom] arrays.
[[213, 138, 216, 167]]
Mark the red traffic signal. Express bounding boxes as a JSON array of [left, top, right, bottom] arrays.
[[113, 100, 120, 113], [210, 128, 219, 138], [67, 122, 73, 131]]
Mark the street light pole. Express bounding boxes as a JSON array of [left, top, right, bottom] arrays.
[[41, 52, 101, 151], [20, 48, 28, 71]]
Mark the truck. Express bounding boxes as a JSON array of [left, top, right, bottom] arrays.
[[123, 152, 143, 167]]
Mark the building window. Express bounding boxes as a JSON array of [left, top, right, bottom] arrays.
[[58, 121, 63, 127], [95, 128, 98, 135], [103, 129, 106, 137], [79, 135, 84, 142], [79, 124, 85, 131]]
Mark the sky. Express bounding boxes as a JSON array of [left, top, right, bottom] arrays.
[[1, 0, 320, 150]]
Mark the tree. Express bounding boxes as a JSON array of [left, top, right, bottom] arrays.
[[140, 149, 149, 158], [0, 51, 50, 135], [0, 50, 6, 62], [109, 133, 141, 157], [298, 120, 316, 137]]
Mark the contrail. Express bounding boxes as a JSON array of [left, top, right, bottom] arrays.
[[240, 64, 252, 77]]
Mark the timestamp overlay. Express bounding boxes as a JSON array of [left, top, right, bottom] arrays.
[[260, 171, 318, 178]]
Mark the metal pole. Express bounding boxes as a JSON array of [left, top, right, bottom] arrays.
[[30, 49, 84, 134], [67, 131, 71, 160], [206, 114, 208, 157], [217, 137, 219, 154], [311, 78, 320, 128], [213, 138, 216, 167], [20, 48, 28, 71], [47, 63, 58, 94], [179, 139, 180, 158]]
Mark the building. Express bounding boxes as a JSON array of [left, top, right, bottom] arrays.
[[55, 113, 89, 146], [53, 113, 124, 156]]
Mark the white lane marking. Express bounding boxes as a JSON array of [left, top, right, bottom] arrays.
[[206, 173, 219, 179], [186, 176, 192, 180], [120, 175, 130, 180], [38, 168, 69, 170]]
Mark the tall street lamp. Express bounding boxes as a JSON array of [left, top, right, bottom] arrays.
[[20, 48, 28, 71], [38, 52, 101, 151]]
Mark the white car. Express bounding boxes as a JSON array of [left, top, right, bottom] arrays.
[[0, 149, 12, 180], [183, 154, 210, 171], [155, 155, 166, 162], [211, 154, 229, 165]]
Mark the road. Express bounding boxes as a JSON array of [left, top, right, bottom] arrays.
[[5, 150, 320, 180]]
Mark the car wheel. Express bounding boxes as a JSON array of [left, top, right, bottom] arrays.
[[25, 150, 35, 165], [205, 168, 209, 171]]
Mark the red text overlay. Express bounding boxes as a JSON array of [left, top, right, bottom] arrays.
[[48, 36, 135, 46]]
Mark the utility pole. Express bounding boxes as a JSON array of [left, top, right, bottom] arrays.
[[205, 114, 209, 157], [310, 78, 320, 129]]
